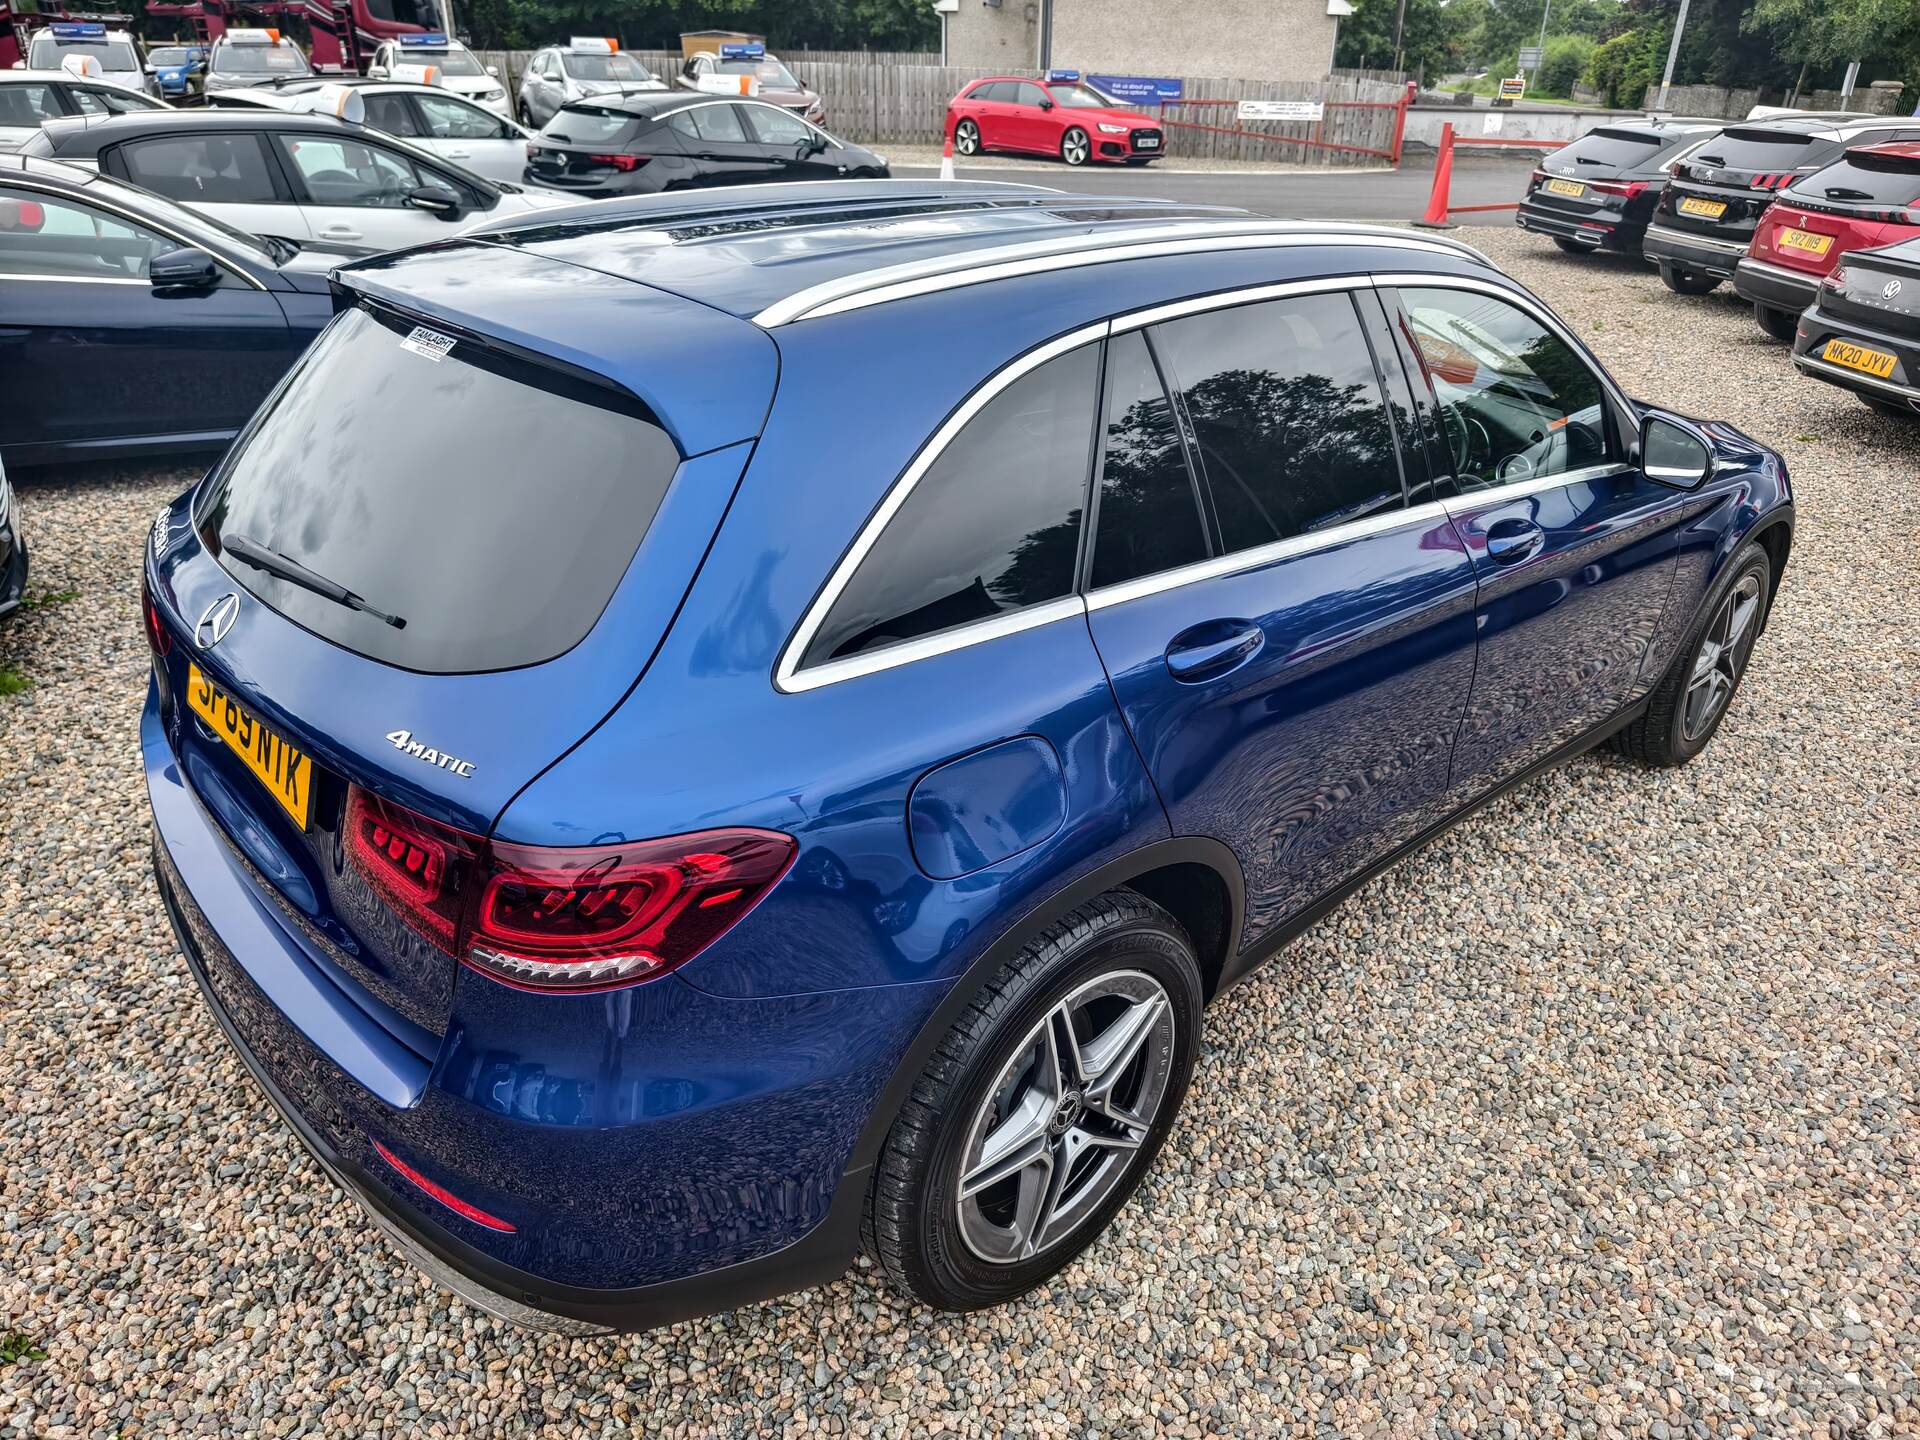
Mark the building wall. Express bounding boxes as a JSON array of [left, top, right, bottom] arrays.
[[947, 0, 1339, 82]]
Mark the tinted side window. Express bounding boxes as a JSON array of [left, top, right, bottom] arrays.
[[1013, 82, 1050, 107], [974, 81, 1010, 102], [275, 134, 421, 207], [1090, 330, 1207, 590], [0, 185, 175, 280], [362, 92, 424, 136], [804, 344, 1099, 667], [1400, 286, 1614, 493], [0, 83, 61, 126], [119, 133, 277, 204], [68, 86, 163, 115], [1151, 293, 1406, 553], [416, 93, 506, 140], [745, 105, 811, 147], [690, 103, 749, 143]]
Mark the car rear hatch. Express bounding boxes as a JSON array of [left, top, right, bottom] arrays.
[[1663, 127, 1839, 241], [526, 104, 663, 188], [146, 246, 776, 1075], [1757, 148, 1920, 275], [1529, 127, 1665, 222]]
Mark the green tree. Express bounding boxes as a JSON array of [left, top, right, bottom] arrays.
[[1333, 0, 1450, 77], [1536, 33, 1596, 94]]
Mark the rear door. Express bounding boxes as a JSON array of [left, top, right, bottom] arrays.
[[109, 130, 314, 244], [740, 102, 835, 181], [1387, 280, 1689, 790], [1083, 285, 1481, 948], [0, 180, 296, 453], [269, 130, 463, 249], [667, 102, 776, 186], [408, 91, 527, 183]]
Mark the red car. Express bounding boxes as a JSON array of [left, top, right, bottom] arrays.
[[946, 72, 1164, 167], [1735, 142, 1920, 341]]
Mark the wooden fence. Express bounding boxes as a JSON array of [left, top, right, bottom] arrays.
[[471, 48, 1407, 166]]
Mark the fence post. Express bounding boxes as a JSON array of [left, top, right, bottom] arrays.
[[1389, 80, 1415, 166]]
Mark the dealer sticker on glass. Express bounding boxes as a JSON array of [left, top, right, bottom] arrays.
[[400, 326, 457, 362]]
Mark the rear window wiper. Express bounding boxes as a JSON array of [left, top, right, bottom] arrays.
[[1822, 185, 1874, 201], [222, 532, 407, 629]]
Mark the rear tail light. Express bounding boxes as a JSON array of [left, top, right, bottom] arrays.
[[588, 153, 647, 172], [1588, 180, 1647, 200], [142, 576, 172, 657], [1823, 266, 1848, 291], [344, 784, 794, 993]]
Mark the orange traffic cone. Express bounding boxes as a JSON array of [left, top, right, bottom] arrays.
[[1412, 122, 1456, 229], [939, 131, 955, 181]]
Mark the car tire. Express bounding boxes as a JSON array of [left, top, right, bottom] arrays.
[[1060, 127, 1091, 167], [1752, 303, 1798, 342], [862, 891, 1203, 1313], [1659, 261, 1721, 296], [1552, 237, 1597, 255], [1860, 393, 1917, 419], [518, 99, 534, 127], [1611, 542, 1771, 768], [954, 119, 981, 157]]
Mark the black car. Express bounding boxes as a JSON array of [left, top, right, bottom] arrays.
[[1516, 119, 1721, 256], [0, 153, 334, 467], [1644, 113, 1920, 295], [1790, 235, 1920, 417], [526, 93, 888, 197]]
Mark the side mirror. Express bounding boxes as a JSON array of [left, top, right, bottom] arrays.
[[148, 246, 220, 291], [1639, 411, 1715, 489], [1038, 97, 1054, 110], [487, 63, 500, 77], [407, 183, 463, 218]]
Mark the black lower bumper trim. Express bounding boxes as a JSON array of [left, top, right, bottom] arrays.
[[153, 837, 868, 1333], [1733, 261, 1818, 314]]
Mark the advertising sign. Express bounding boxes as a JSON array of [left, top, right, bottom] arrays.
[[1237, 99, 1325, 122], [1088, 74, 1183, 104]]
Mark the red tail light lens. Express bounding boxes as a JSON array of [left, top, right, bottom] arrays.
[[588, 153, 647, 172], [1588, 180, 1646, 200], [1823, 265, 1849, 291], [343, 785, 794, 992], [142, 576, 172, 657]]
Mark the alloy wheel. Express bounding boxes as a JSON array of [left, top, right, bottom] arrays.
[[1683, 571, 1762, 741], [955, 120, 980, 156], [955, 970, 1176, 1265], [1061, 128, 1090, 166]]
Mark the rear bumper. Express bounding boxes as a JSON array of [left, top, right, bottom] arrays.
[[1791, 305, 1920, 412], [1643, 223, 1749, 279], [1515, 200, 1635, 252], [143, 685, 944, 1330], [1733, 257, 1820, 314]]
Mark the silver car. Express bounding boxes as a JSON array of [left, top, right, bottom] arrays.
[[517, 38, 664, 129]]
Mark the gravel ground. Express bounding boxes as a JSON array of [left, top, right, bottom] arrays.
[[2, 229, 1918, 1439]]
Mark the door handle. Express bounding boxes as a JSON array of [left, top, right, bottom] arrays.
[[444, 150, 471, 158], [1484, 518, 1544, 565], [322, 226, 363, 240], [1164, 620, 1264, 682]]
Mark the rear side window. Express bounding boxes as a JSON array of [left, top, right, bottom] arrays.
[[1150, 294, 1405, 553], [554, 106, 640, 145], [1559, 127, 1668, 169], [119, 133, 277, 204], [0, 83, 60, 127], [68, 87, 163, 115], [198, 305, 681, 673], [803, 344, 1099, 667], [1789, 151, 1920, 207], [1089, 330, 1207, 590]]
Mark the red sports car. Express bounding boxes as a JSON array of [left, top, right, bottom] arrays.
[[946, 72, 1164, 167]]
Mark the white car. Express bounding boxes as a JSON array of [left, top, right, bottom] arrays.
[[517, 38, 665, 129], [202, 28, 313, 97], [366, 34, 510, 117], [23, 23, 156, 98], [209, 78, 534, 186], [23, 109, 573, 254], [0, 69, 169, 152]]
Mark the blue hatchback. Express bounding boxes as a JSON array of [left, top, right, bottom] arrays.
[[143, 181, 1793, 1332]]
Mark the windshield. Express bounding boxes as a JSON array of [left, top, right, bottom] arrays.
[[561, 52, 653, 83], [212, 44, 311, 75], [148, 47, 198, 67], [718, 56, 800, 89], [402, 46, 483, 76], [1047, 84, 1117, 109], [29, 35, 141, 71], [198, 304, 682, 673]]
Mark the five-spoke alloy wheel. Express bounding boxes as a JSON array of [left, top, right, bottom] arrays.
[[954, 119, 981, 157], [1060, 126, 1091, 166]]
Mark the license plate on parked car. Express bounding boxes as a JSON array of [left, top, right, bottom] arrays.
[[1777, 227, 1832, 257], [1678, 196, 1727, 220], [1821, 338, 1898, 379], [1135, 136, 1159, 148], [1544, 178, 1586, 199], [187, 663, 313, 828]]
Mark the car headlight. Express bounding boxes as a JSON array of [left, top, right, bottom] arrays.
[[479, 86, 505, 101], [1098, 123, 1129, 135]]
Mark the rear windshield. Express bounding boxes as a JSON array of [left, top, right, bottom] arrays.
[[1558, 128, 1669, 169], [212, 44, 310, 75], [29, 35, 140, 71], [545, 105, 639, 145], [1787, 151, 1920, 207], [1691, 127, 1825, 171], [197, 304, 681, 673]]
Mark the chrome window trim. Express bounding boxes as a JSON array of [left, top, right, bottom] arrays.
[[774, 319, 1110, 694], [0, 270, 147, 285], [0, 175, 268, 290], [753, 225, 1493, 328], [1110, 274, 1366, 332]]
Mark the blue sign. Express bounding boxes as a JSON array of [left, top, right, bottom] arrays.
[[399, 32, 450, 46], [50, 22, 108, 37], [1088, 73, 1183, 104], [1045, 68, 1080, 83], [719, 42, 764, 60]]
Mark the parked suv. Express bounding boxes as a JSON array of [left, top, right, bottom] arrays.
[[1515, 119, 1719, 255], [144, 181, 1793, 1333], [1644, 112, 1920, 294], [517, 38, 664, 129], [25, 22, 155, 98], [1735, 142, 1920, 341]]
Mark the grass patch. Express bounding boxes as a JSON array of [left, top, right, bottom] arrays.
[[0, 1331, 47, 1365], [0, 667, 30, 697], [19, 588, 79, 611]]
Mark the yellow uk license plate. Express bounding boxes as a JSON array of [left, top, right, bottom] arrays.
[[1678, 196, 1727, 220], [1544, 177, 1586, 199], [187, 663, 313, 828], [1778, 227, 1832, 257], [1822, 338, 1898, 379]]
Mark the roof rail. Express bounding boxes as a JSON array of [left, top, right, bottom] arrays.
[[751, 220, 1493, 328]]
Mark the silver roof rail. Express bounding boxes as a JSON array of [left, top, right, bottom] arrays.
[[751, 220, 1493, 328]]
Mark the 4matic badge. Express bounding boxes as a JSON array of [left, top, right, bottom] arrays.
[[386, 729, 476, 778]]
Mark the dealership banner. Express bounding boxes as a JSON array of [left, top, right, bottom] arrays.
[[1090, 74, 1184, 104], [1237, 100, 1325, 122]]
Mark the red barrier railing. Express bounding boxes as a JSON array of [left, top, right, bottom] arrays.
[[1141, 81, 1418, 166], [1413, 120, 1567, 228]]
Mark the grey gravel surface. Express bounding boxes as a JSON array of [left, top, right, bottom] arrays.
[[3, 229, 1918, 1438]]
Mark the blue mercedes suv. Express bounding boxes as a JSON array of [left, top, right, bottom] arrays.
[[143, 181, 1793, 1333]]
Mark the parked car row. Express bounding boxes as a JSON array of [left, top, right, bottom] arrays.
[[1518, 108, 1920, 417]]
